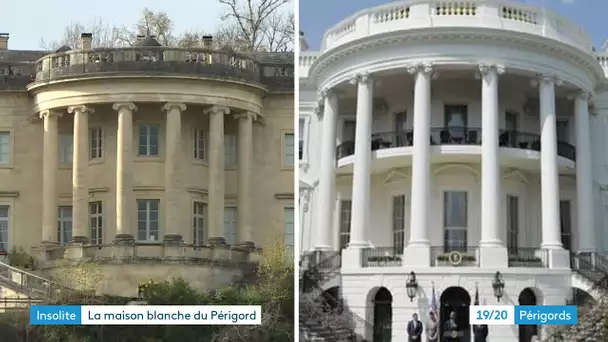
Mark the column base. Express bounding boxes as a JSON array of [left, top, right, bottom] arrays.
[[548, 248, 570, 269], [402, 244, 430, 267], [208, 237, 227, 247], [236, 241, 256, 251], [479, 246, 508, 268], [38, 241, 60, 262], [65, 237, 92, 260], [313, 245, 332, 251], [112, 234, 135, 258], [341, 248, 363, 269], [163, 234, 184, 258]]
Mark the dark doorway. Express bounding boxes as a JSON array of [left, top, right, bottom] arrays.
[[373, 287, 393, 342], [322, 286, 340, 310], [440, 286, 471, 342], [518, 288, 538, 342], [567, 288, 595, 314]]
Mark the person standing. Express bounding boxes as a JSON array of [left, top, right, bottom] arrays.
[[426, 311, 439, 341], [407, 313, 423, 341], [443, 311, 460, 341], [472, 324, 488, 342]]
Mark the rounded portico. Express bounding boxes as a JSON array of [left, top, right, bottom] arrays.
[[27, 35, 269, 256]]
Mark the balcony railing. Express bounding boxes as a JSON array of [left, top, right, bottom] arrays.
[[336, 127, 576, 161], [508, 247, 548, 267], [361, 247, 402, 267], [430, 246, 479, 267]]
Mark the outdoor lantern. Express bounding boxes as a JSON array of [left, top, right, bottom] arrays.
[[492, 271, 505, 302], [406, 271, 418, 302]]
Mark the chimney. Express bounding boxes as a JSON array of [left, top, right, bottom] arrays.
[[136, 34, 146, 41], [202, 35, 213, 49], [81, 33, 92, 50], [299, 31, 309, 52], [0, 34, 9, 50]]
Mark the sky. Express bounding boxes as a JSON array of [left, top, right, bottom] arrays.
[[300, 0, 607, 51], [3, 0, 225, 50]]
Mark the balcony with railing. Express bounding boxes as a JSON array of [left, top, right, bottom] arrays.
[[359, 246, 551, 268], [336, 126, 576, 162]]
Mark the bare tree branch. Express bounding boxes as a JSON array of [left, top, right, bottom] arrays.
[[39, 18, 122, 51]]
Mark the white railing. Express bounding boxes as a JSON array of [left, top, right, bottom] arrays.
[[595, 52, 608, 77], [0, 261, 63, 299], [299, 52, 320, 78], [320, 0, 592, 53]]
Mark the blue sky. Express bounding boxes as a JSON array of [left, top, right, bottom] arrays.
[[300, 0, 607, 50], [3, 0, 224, 50]]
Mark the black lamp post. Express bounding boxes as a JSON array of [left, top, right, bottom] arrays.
[[406, 271, 418, 302], [492, 271, 505, 302]]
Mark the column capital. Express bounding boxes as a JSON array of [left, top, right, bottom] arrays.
[[407, 63, 433, 76], [39, 110, 63, 119], [313, 105, 323, 118], [204, 105, 231, 115], [349, 72, 372, 85], [112, 102, 137, 112], [568, 90, 592, 101], [162, 102, 187, 112], [477, 64, 505, 81], [234, 111, 256, 120], [531, 75, 563, 87], [67, 105, 95, 115]]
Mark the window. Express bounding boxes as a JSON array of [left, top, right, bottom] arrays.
[[445, 105, 468, 140], [138, 125, 159, 156], [224, 207, 237, 245], [560, 200, 572, 250], [0, 206, 8, 253], [137, 199, 159, 242], [57, 206, 73, 246], [90, 128, 103, 159], [298, 119, 305, 160], [194, 129, 206, 160], [89, 202, 103, 245], [224, 134, 237, 166], [506, 195, 519, 253], [557, 120, 569, 142], [443, 191, 467, 252], [284, 133, 295, 167], [339, 200, 352, 249], [284, 207, 294, 249], [343, 120, 356, 142], [0, 132, 9, 164], [392, 195, 405, 254], [59, 134, 73, 164], [193, 202, 206, 246]]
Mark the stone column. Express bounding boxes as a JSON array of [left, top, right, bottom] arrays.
[[206, 105, 230, 246], [403, 64, 432, 267], [68, 105, 94, 243], [574, 92, 595, 252], [162, 102, 186, 245], [478, 65, 508, 267], [40, 110, 62, 246], [347, 73, 373, 249], [113, 102, 137, 243], [236, 111, 255, 248], [315, 90, 338, 250], [538, 76, 569, 268]]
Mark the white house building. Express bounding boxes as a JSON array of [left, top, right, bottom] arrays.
[[299, 1, 608, 341]]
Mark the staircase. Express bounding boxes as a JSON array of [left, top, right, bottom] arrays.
[[299, 251, 372, 341], [0, 261, 63, 301], [570, 252, 608, 297]]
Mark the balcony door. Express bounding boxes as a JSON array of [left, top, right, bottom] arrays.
[[342, 119, 356, 143], [445, 105, 468, 140], [560, 200, 572, 250], [443, 191, 468, 253], [394, 111, 407, 146], [507, 195, 519, 254]]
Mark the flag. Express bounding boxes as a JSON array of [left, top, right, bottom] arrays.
[[429, 283, 438, 317], [474, 286, 480, 305]]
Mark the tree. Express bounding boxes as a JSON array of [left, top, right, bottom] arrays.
[[39, 18, 122, 51], [217, 0, 294, 52]]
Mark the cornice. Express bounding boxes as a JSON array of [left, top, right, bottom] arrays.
[[309, 28, 603, 92]]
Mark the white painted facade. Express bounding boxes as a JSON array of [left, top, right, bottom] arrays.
[[299, 1, 608, 341]]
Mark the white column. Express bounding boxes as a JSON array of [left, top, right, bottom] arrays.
[[206, 105, 230, 245], [40, 110, 61, 245], [113, 102, 137, 240], [68, 105, 94, 243], [575, 92, 595, 252], [538, 76, 563, 249], [407, 64, 432, 247], [163, 103, 186, 241], [479, 65, 504, 247], [348, 73, 373, 248], [314, 90, 338, 250], [237, 111, 255, 246]]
